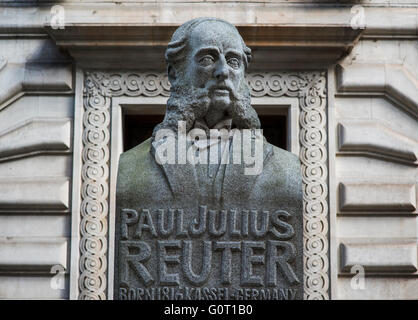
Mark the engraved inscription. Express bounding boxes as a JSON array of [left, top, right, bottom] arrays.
[[116, 206, 302, 299], [119, 286, 298, 300], [120, 207, 295, 239]]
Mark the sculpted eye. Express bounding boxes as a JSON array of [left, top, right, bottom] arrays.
[[227, 57, 240, 69], [199, 55, 215, 67]]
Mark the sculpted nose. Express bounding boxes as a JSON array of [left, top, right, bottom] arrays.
[[214, 57, 228, 80]]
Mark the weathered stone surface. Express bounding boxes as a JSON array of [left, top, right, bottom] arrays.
[[340, 241, 418, 273], [115, 18, 303, 300]]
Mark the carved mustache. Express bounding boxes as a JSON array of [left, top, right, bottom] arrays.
[[207, 83, 244, 101], [210, 84, 232, 92]]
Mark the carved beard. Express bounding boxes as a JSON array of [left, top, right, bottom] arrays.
[[228, 79, 261, 130], [152, 78, 260, 141]]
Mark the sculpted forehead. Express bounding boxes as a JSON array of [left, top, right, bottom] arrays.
[[189, 20, 244, 54]]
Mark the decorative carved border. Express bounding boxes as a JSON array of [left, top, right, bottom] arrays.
[[79, 73, 111, 299], [81, 71, 329, 300], [247, 73, 329, 300]]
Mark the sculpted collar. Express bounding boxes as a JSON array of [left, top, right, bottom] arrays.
[[192, 118, 233, 151], [193, 118, 233, 132]]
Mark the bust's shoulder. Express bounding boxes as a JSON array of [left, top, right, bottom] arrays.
[[119, 138, 151, 166], [268, 143, 301, 172], [117, 138, 174, 203], [256, 142, 302, 196], [117, 138, 156, 192]]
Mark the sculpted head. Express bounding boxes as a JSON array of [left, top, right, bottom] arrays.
[[153, 18, 260, 139]]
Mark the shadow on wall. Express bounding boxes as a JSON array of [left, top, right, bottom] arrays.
[[0, 38, 72, 111]]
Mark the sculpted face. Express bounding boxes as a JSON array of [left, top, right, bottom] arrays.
[[184, 21, 247, 126], [154, 18, 259, 138]]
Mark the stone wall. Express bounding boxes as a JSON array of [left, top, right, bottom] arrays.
[[332, 38, 418, 299], [0, 38, 73, 299], [0, 1, 416, 299]]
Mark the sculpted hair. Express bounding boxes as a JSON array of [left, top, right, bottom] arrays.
[[165, 17, 252, 76]]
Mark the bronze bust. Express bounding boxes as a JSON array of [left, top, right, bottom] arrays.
[[115, 17, 303, 300]]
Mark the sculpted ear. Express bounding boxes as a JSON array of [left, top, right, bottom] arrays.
[[167, 65, 176, 84]]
